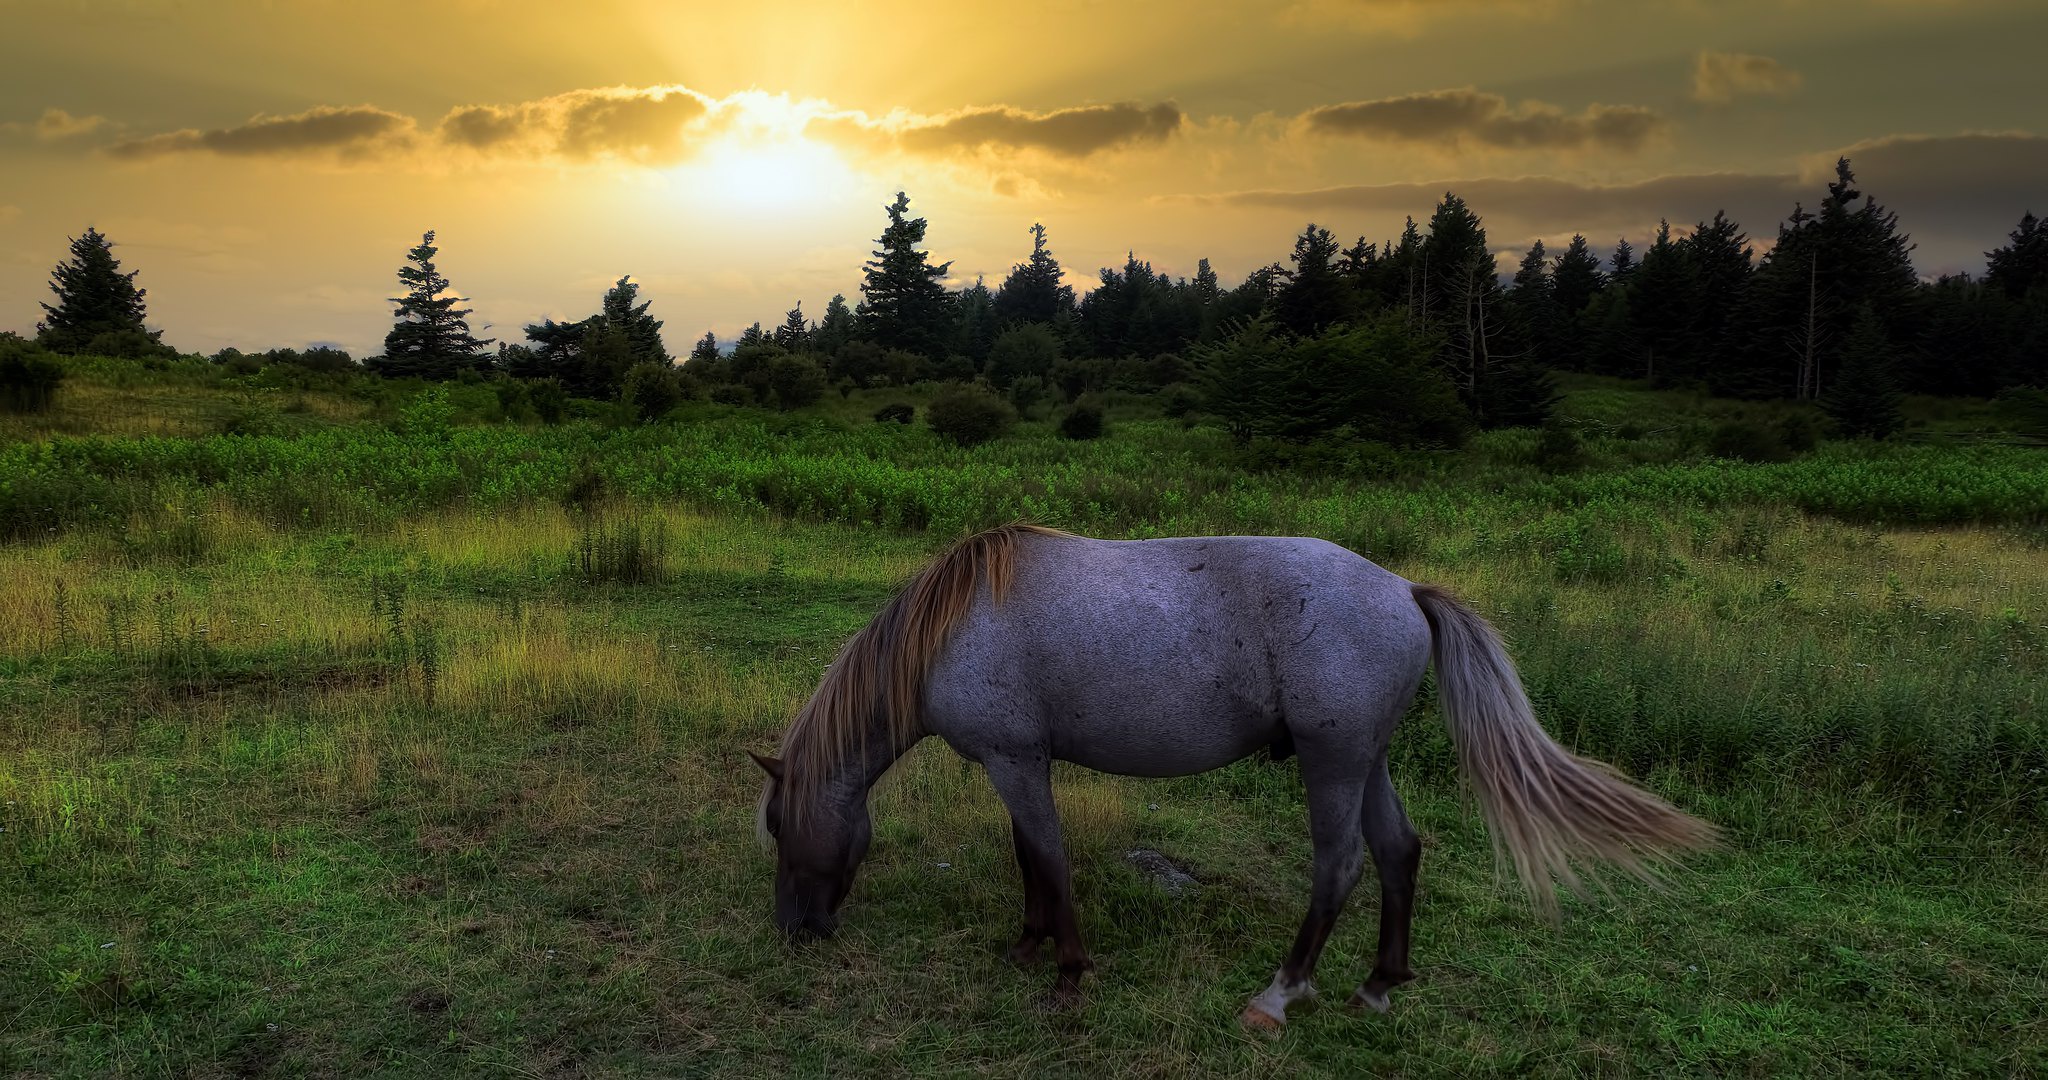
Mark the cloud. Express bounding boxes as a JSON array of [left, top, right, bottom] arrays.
[[35, 108, 106, 139], [891, 102, 1184, 158], [107, 105, 416, 160], [437, 85, 714, 163], [1693, 52, 1803, 104], [1300, 88, 1664, 152], [0, 205, 20, 226], [1176, 132, 2048, 274]]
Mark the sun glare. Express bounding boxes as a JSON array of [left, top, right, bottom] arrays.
[[677, 94, 857, 210], [688, 134, 852, 209]]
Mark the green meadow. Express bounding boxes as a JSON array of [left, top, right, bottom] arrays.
[[2, 359, 2044, 1077]]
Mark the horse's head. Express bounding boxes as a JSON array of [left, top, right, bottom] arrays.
[[751, 751, 871, 939]]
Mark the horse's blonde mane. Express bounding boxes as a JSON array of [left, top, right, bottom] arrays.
[[761, 522, 1067, 836]]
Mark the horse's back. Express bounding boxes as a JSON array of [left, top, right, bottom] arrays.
[[923, 533, 1432, 777]]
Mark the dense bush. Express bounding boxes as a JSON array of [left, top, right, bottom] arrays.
[[622, 362, 688, 422], [767, 354, 827, 411], [872, 402, 915, 425], [925, 383, 1016, 447], [985, 323, 1061, 390], [1059, 400, 1106, 440], [0, 337, 64, 413], [1706, 419, 1792, 462]]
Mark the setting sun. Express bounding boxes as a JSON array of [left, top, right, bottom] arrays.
[[683, 130, 856, 210]]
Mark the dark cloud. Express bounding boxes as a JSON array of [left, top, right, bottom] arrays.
[[1184, 133, 2048, 273], [106, 105, 413, 160], [1693, 52, 1803, 104], [1301, 88, 1664, 152], [438, 87, 712, 161], [889, 102, 1184, 158]]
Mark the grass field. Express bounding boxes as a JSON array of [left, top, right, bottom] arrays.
[[2, 360, 2044, 1077]]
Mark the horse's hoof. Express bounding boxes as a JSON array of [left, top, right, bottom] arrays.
[[1348, 987, 1392, 1014], [1239, 1005, 1286, 1034]]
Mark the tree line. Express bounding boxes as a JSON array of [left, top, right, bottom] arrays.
[[13, 157, 2048, 442]]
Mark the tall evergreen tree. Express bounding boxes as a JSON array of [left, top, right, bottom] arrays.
[[993, 223, 1075, 326], [1724, 158, 1918, 399], [774, 303, 809, 352], [1420, 193, 1550, 426], [1275, 223, 1350, 337], [812, 293, 858, 355], [1626, 220, 1702, 385], [1506, 239, 1562, 369], [37, 227, 159, 355], [952, 278, 998, 364], [1548, 235, 1605, 370], [1986, 212, 2048, 300], [858, 191, 953, 358], [689, 332, 720, 365], [599, 276, 668, 365], [1190, 258, 1224, 342], [1677, 211, 1754, 367], [376, 231, 493, 380], [1821, 305, 1904, 438], [1608, 237, 1637, 283]]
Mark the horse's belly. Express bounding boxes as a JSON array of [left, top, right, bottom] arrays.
[[1048, 696, 1277, 778]]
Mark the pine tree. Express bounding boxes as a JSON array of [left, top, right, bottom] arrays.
[[774, 303, 809, 351], [600, 276, 668, 365], [1608, 238, 1637, 283], [859, 192, 953, 358], [37, 228, 161, 355], [1506, 240, 1562, 370], [1276, 223, 1349, 337], [689, 332, 720, 366], [812, 294, 858, 355], [952, 278, 998, 364], [1190, 258, 1223, 342], [1677, 211, 1754, 366], [993, 223, 1075, 326], [1822, 305, 1904, 438], [1548, 235, 1606, 370], [1986, 212, 2048, 300], [377, 231, 493, 380], [737, 322, 767, 349], [1627, 220, 1702, 385]]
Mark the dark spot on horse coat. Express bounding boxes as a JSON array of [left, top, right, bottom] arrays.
[[1186, 562, 1206, 572]]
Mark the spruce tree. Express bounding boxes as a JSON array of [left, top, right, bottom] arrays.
[[689, 332, 720, 365], [1549, 235, 1606, 370], [952, 278, 997, 364], [1678, 211, 1754, 366], [1986, 212, 2048, 300], [813, 294, 858, 355], [858, 192, 953, 358], [600, 276, 669, 366], [1822, 305, 1904, 438], [1506, 239, 1561, 368], [993, 223, 1074, 326], [377, 231, 493, 380], [774, 303, 809, 351], [1276, 223, 1349, 338], [1608, 238, 1637, 283], [1626, 220, 1702, 385], [37, 228, 160, 355]]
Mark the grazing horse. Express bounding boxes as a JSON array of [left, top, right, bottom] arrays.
[[751, 524, 1717, 1029]]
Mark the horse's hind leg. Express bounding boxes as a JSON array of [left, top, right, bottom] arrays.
[[983, 757, 1092, 1003], [1006, 816, 1051, 966], [1351, 759, 1421, 1013], [1242, 767, 1368, 1031]]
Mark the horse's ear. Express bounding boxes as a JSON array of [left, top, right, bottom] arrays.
[[747, 751, 784, 780]]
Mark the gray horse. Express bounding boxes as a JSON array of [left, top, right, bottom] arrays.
[[751, 524, 1717, 1029]]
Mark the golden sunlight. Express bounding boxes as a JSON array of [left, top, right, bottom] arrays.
[[675, 93, 858, 210]]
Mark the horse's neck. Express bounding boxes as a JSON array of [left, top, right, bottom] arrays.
[[815, 723, 917, 810]]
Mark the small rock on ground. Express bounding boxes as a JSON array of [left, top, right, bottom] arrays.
[[1124, 848, 1199, 895]]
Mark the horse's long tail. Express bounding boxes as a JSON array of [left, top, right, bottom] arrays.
[[1411, 583, 1719, 914]]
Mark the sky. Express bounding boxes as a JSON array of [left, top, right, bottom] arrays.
[[3, 0, 2045, 357]]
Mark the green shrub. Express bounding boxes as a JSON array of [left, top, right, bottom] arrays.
[[1159, 382, 1200, 420], [926, 383, 1016, 447], [767, 354, 827, 411], [872, 402, 915, 425], [1531, 421, 1586, 472], [0, 339, 64, 413], [623, 362, 686, 422], [1059, 401, 1106, 440], [1706, 419, 1790, 462], [986, 324, 1060, 390]]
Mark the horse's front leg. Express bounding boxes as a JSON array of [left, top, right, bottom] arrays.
[[984, 756, 1092, 1004], [1242, 768, 1368, 1032], [1006, 816, 1051, 966]]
